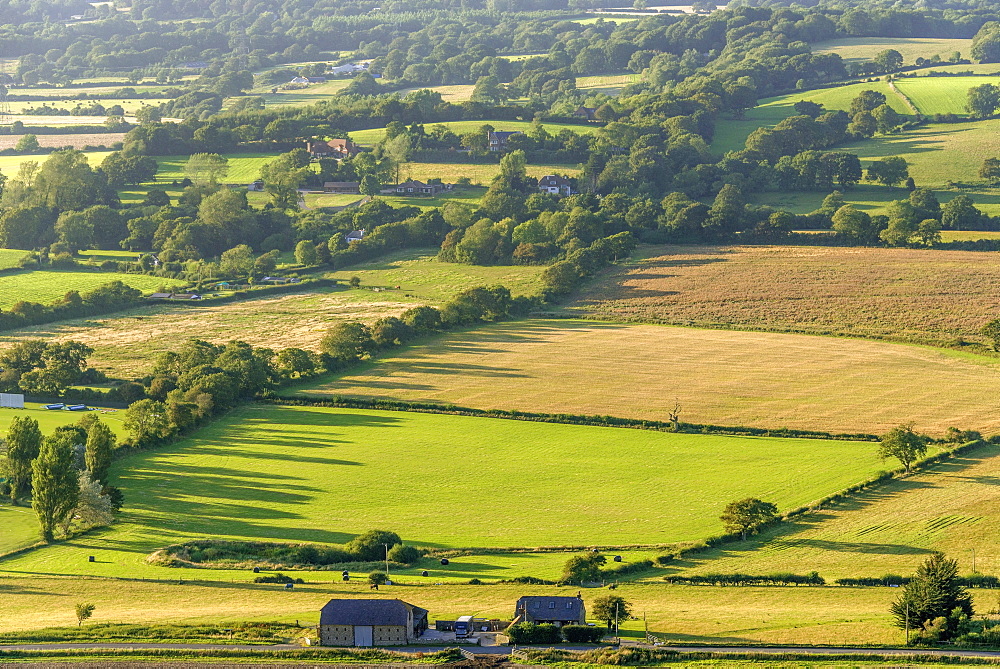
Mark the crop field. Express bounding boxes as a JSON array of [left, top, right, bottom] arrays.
[[666, 443, 1000, 580], [895, 76, 1000, 115], [0, 403, 883, 577], [0, 577, 916, 645], [349, 120, 598, 145], [755, 186, 1000, 217], [812, 37, 973, 64], [395, 84, 477, 103], [0, 151, 113, 178], [571, 245, 1000, 347], [301, 192, 367, 209], [0, 248, 23, 269], [0, 133, 125, 150], [0, 251, 545, 377], [388, 160, 581, 185], [576, 73, 638, 94], [0, 269, 186, 310], [295, 320, 1000, 436]]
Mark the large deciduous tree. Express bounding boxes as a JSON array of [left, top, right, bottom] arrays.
[[720, 497, 778, 540], [3, 416, 42, 503], [877, 424, 928, 473]]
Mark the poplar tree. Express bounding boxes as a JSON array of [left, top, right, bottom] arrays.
[[31, 432, 79, 541], [4, 416, 42, 504], [84, 420, 116, 486]]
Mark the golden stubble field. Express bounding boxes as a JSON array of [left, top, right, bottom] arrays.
[[569, 245, 1000, 346], [296, 320, 1000, 436]]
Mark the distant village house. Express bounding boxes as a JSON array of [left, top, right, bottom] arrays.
[[394, 180, 452, 195], [345, 230, 365, 243], [488, 130, 523, 152], [537, 174, 572, 196], [573, 106, 597, 121], [308, 138, 360, 159], [319, 599, 428, 647]]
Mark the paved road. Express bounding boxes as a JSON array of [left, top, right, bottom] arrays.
[[4, 641, 1000, 660]]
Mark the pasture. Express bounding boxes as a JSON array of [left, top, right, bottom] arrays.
[[812, 37, 973, 64], [0, 251, 545, 377], [576, 73, 638, 95], [666, 443, 1000, 580], [348, 120, 598, 146], [0, 269, 186, 310], [149, 153, 279, 184], [710, 82, 906, 154], [0, 403, 883, 575], [572, 245, 1000, 347], [395, 85, 477, 103], [295, 319, 1000, 436], [894, 76, 1000, 116], [256, 79, 353, 107], [0, 248, 23, 269], [0, 577, 913, 645]]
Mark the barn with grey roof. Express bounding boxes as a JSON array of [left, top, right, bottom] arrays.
[[319, 598, 428, 646]]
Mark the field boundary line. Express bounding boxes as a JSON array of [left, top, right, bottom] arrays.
[[889, 78, 921, 116]]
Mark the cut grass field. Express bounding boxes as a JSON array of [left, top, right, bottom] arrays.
[[666, 443, 1000, 580], [812, 37, 973, 64], [390, 161, 581, 186], [395, 84, 477, 103], [0, 577, 915, 645], [0, 268, 186, 310], [895, 76, 1000, 116], [0, 251, 544, 377], [256, 79, 353, 107], [349, 120, 599, 145], [0, 403, 882, 574], [0, 248, 23, 269], [0, 404, 126, 556], [292, 320, 1000, 436], [709, 82, 907, 155], [0, 133, 125, 150], [570, 245, 1000, 348], [0, 151, 113, 178], [149, 152, 278, 184]]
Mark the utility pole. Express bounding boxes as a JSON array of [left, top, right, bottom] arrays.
[[614, 602, 619, 645], [384, 543, 390, 579], [905, 600, 909, 645]]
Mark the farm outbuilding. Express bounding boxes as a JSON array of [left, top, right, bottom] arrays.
[[512, 595, 586, 627], [318, 599, 428, 647]]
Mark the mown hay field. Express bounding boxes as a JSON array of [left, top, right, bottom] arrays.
[[395, 84, 477, 103], [0, 133, 125, 150], [0, 251, 545, 377], [812, 37, 973, 64], [0, 269, 186, 310], [0, 248, 22, 269], [572, 245, 1000, 347], [150, 152, 279, 184], [0, 577, 910, 644], [666, 443, 1000, 580], [0, 403, 882, 579], [895, 76, 1000, 116], [295, 319, 1000, 436]]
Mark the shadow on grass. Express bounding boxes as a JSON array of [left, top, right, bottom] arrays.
[[661, 447, 999, 573]]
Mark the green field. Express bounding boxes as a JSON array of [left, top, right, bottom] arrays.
[[813, 37, 973, 64], [292, 319, 1000, 436], [0, 248, 23, 269], [349, 120, 599, 146], [378, 186, 486, 210], [149, 153, 280, 184], [0, 403, 884, 577], [665, 443, 1000, 580], [0, 269, 187, 309], [0, 404, 125, 556], [710, 82, 907, 155], [0, 251, 545, 377], [895, 76, 1000, 115], [576, 73, 638, 94], [256, 79, 353, 107]]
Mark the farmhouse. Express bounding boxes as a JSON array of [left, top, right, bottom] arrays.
[[573, 106, 597, 121], [512, 596, 586, 627], [488, 130, 523, 152], [394, 180, 451, 195], [323, 181, 361, 194], [346, 230, 365, 243], [308, 138, 360, 158], [319, 599, 428, 647], [538, 174, 572, 196]]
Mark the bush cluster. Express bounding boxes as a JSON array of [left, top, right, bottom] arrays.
[[664, 572, 825, 586]]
